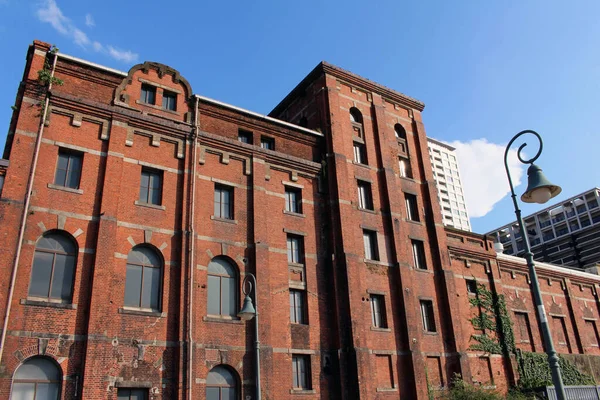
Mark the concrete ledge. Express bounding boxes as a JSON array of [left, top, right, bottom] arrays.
[[47, 183, 83, 195], [134, 201, 166, 211], [21, 298, 77, 309], [119, 307, 165, 318]]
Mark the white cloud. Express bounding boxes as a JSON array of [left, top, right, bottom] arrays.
[[35, 0, 138, 63], [447, 139, 525, 218], [85, 13, 94, 27], [107, 46, 139, 63], [36, 0, 68, 34]]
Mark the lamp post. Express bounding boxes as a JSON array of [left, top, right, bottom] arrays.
[[503, 130, 566, 399], [238, 273, 261, 400]]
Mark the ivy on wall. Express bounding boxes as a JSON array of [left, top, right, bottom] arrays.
[[36, 45, 63, 118], [468, 283, 595, 390]]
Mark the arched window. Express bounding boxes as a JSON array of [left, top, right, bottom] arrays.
[[207, 257, 237, 317], [124, 246, 162, 311], [206, 365, 238, 400], [394, 124, 407, 140], [29, 231, 77, 302], [11, 357, 61, 399], [349, 108, 364, 139]]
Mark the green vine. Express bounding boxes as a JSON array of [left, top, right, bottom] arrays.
[[37, 45, 63, 119], [468, 283, 595, 391]]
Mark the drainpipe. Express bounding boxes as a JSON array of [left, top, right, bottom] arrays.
[[187, 96, 199, 400], [0, 49, 58, 366]]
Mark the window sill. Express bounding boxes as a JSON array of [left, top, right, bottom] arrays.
[[376, 387, 398, 392], [405, 219, 423, 226], [21, 298, 77, 309], [134, 201, 166, 210], [363, 259, 394, 267], [119, 307, 165, 317], [370, 327, 391, 332], [399, 176, 416, 182], [414, 267, 432, 274], [284, 210, 305, 218], [423, 330, 438, 336], [211, 216, 238, 224], [203, 316, 243, 324], [290, 389, 316, 395], [135, 100, 180, 115], [352, 162, 370, 169], [47, 183, 83, 195], [358, 207, 377, 214]]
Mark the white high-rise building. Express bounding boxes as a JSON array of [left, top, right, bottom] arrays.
[[427, 138, 471, 231]]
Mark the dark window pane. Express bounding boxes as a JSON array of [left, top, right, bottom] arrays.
[[66, 154, 82, 189], [206, 387, 220, 400], [118, 389, 131, 400], [221, 276, 234, 316], [11, 383, 36, 400], [50, 254, 74, 300], [207, 275, 220, 315], [124, 264, 143, 307], [14, 357, 61, 380], [35, 383, 60, 399], [29, 251, 54, 297], [139, 172, 150, 203], [130, 388, 147, 400], [141, 266, 160, 310]]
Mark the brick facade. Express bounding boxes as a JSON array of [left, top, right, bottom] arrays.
[[1, 40, 600, 399]]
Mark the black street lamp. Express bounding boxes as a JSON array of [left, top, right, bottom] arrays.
[[503, 130, 565, 399], [238, 273, 261, 400]]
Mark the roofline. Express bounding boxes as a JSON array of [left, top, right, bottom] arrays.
[[486, 187, 600, 234], [269, 61, 425, 117], [195, 95, 323, 137], [497, 252, 599, 281], [56, 52, 322, 138], [427, 137, 456, 151]]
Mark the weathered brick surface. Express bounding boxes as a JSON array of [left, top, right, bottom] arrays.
[[2, 40, 600, 400]]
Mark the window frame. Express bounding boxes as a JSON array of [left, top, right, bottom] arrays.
[[140, 83, 156, 105], [117, 388, 149, 400], [11, 357, 62, 400], [124, 246, 163, 312], [420, 300, 437, 333], [357, 180, 374, 211], [207, 258, 238, 317], [466, 280, 477, 295], [399, 156, 412, 178], [363, 229, 379, 261], [289, 289, 307, 324], [238, 129, 253, 144], [28, 232, 77, 303], [285, 186, 303, 214], [206, 365, 238, 400], [412, 239, 427, 270], [214, 184, 234, 220], [54, 149, 83, 190], [162, 90, 177, 111], [370, 294, 388, 328], [287, 234, 304, 265], [260, 136, 275, 150], [291, 354, 312, 390], [405, 193, 420, 222], [353, 142, 367, 165], [139, 167, 163, 206]]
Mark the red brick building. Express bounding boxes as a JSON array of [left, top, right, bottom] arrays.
[[1, 40, 600, 399]]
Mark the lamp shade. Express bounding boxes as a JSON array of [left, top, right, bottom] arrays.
[[521, 164, 562, 204], [238, 294, 256, 320]]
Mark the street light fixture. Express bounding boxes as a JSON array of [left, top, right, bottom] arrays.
[[238, 273, 261, 400], [504, 130, 566, 400]]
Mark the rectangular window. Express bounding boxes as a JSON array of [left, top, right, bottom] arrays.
[[370, 294, 387, 328], [117, 388, 148, 400], [55, 149, 83, 189], [140, 84, 156, 105], [420, 300, 436, 332], [466, 280, 477, 295], [399, 157, 412, 178], [261, 136, 275, 150], [363, 229, 379, 261], [353, 142, 367, 164], [292, 355, 311, 390], [285, 187, 302, 214], [357, 180, 373, 210], [553, 316, 572, 353], [514, 312, 535, 350], [412, 240, 426, 270], [214, 184, 234, 219], [162, 90, 177, 111], [586, 320, 600, 347], [238, 129, 253, 144], [287, 235, 304, 264], [405, 193, 419, 222], [139, 168, 162, 205], [290, 289, 307, 324]]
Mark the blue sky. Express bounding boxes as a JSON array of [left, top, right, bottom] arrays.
[[0, 1, 598, 233]]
